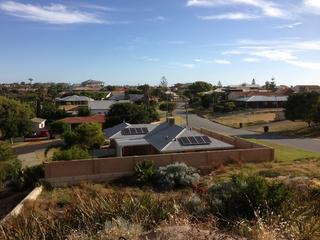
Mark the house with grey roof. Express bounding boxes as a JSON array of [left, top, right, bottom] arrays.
[[105, 118, 234, 157], [108, 92, 144, 102], [88, 100, 130, 115], [235, 95, 288, 108], [55, 95, 94, 106]]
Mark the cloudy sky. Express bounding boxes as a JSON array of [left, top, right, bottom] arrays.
[[0, 0, 319, 86]]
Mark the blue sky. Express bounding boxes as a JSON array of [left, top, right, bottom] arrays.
[[0, 0, 319, 86]]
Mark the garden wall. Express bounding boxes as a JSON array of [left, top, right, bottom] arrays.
[[44, 128, 274, 187]]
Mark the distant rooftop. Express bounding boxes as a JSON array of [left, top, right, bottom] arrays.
[[56, 95, 94, 102], [236, 96, 288, 102]]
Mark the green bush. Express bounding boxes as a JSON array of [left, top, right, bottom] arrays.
[[155, 162, 200, 190], [134, 160, 156, 186], [208, 174, 290, 220], [159, 102, 176, 113], [52, 145, 91, 161], [49, 121, 69, 134], [11, 164, 44, 190], [63, 123, 105, 149]]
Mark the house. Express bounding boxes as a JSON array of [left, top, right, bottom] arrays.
[[105, 118, 234, 157], [224, 83, 261, 93], [293, 85, 320, 93], [235, 96, 288, 108], [61, 114, 105, 129], [228, 91, 282, 101], [31, 118, 46, 132], [55, 95, 94, 106], [88, 100, 130, 115], [108, 92, 144, 102]]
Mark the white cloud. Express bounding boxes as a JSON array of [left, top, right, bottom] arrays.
[[181, 63, 195, 68], [250, 50, 297, 61], [0, 1, 105, 24], [243, 57, 260, 62], [273, 22, 302, 29], [148, 16, 168, 22], [222, 39, 320, 70], [287, 60, 320, 70], [194, 58, 204, 62], [142, 56, 159, 62], [187, 0, 287, 18], [215, 59, 231, 64], [199, 12, 259, 20], [304, 0, 320, 9]]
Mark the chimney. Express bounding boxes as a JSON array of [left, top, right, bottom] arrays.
[[167, 117, 175, 125]]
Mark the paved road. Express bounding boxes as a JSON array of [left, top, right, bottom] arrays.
[[175, 103, 320, 153], [14, 139, 63, 155]]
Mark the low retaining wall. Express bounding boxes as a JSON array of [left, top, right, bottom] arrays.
[[44, 128, 274, 187], [1, 186, 43, 223]]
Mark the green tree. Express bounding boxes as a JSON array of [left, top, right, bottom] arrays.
[[0, 96, 34, 140], [201, 94, 213, 109], [159, 102, 176, 113], [188, 81, 212, 95], [49, 121, 69, 134], [38, 101, 69, 121], [77, 106, 90, 116], [107, 103, 159, 127], [52, 145, 91, 161], [285, 92, 320, 126], [265, 78, 277, 92], [0, 142, 21, 187], [63, 123, 105, 149]]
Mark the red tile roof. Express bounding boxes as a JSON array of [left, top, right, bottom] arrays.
[[61, 114, 105, 124]]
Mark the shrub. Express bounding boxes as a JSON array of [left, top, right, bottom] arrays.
[[77, 106, 90, 116], [63, 123, 105, 149], [11, 164, 44, 190], [208, 174, 290, 220], [134, 160, 156, 186], [52, 145, 91, 161], [49, 121, 69, 134], [155, 162, 200, 190], [159, 102, 176, 113]]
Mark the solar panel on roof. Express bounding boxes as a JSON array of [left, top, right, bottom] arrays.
[[195, 136, 205, 144], [188, 136, 197, 144], [179, 137, 191, 146], [142, 127, 148, 134], [202, 136, 212, 144], [180, 136, 211, 146], [121, 127, 149, 135], [130, 128, 137, 135], [121, 128, 130, 135]]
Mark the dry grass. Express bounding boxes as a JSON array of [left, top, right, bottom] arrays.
[[252, 121, 320, 137], [213, 111, 278, 128]]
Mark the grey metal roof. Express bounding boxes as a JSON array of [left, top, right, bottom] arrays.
[[128, 94, 144, 102], [144, 123, 185, 152], [89, 100, 129, 110], [105, 122, 235, 153], [236, 96, 288, 102], [108, 93, 144, 102], [104, 123, 158, 139], [104, 122, 130, 138], [162, 128, 234, 153], [56, 95, 94, 102]]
